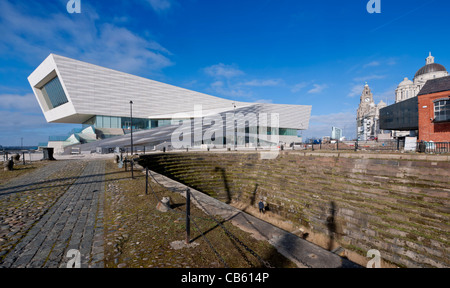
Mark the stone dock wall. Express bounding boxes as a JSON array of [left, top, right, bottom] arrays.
[[139, 151, 450, 268]]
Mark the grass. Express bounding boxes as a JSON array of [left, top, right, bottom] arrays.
[[0, 161, 50, 186], [103, 160, 297, 268]]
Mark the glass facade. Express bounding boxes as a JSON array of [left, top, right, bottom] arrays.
[[379, 97, 419, 131], [279, 128, 298, 136], [41, 77, 68, 109], [266, 127, 297, 136], [83, 115, 173, 130], [434, 99, 450, 122]]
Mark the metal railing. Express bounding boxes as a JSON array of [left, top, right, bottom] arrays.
[[417, 142, 450, 154], [294, 140, 405, 152]]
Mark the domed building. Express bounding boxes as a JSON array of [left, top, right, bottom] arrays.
[[395, 53, 448, 103]]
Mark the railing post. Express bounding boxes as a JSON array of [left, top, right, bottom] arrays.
[[186, 188, 191, 244], [145, 167, 149, 195]]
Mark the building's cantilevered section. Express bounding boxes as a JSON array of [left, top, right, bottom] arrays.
[[29, 54, 311, 148]]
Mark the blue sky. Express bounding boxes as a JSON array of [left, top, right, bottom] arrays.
[[1, 0, 449, 146]]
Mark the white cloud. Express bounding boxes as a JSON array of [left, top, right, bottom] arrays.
[[0, 94, 41, 112], [348, 84, 363, 97], [204, 63, 245, 79], [0, 1, 174, 75], [0, 111, 46, 130], [364, 61, 380, 68], [242, 79, 283, 87], [308, 84, 328, 94], [204, 63, 250, 97], [353, 74, 386, 82], [208, 80, 251, 98], [291, 82, 309, 93], [373, 86, 397, 105], [146, 0, 173, 13]]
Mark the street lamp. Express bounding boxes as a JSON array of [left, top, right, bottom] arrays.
[[232, 102, 236, 150], [130, 100, 134, 179]]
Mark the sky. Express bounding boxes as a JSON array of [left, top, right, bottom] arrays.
[[1, 0, 450, 146]]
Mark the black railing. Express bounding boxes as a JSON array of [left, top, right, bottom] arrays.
[[417, 142, 450, 154]]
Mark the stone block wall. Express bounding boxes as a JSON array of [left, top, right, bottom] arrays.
[[139, 151, 450, 268]]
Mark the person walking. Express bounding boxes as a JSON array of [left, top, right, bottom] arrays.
[[258, 200, 265, 214]]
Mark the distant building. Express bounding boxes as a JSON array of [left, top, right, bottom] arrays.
[[331, 127, 342, 141], [379, 53, 449, 140], [395, 52, 448, 103], [417, 76, 450, 142], [356, 83, 386, 140], [379, 96, 419, 134], [379, 76, 450, 143]]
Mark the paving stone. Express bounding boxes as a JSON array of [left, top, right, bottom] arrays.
[[0, 160, 105, 268]]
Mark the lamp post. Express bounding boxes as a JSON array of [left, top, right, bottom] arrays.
[[130, 100, 134, 179], [232, 102, 236, 150]]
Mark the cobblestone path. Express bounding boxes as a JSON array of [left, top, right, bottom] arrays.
[[0, 160, 105, 268]]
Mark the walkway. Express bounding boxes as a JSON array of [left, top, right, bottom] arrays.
[[0, 160, 105, 268]]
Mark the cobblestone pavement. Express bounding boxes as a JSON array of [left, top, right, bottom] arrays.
[[0, 160, 105, 268]]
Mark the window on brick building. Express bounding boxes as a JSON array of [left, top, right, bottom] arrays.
[[434, 99, 450, 122]]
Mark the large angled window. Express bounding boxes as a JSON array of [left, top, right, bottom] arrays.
[[434, 99, 450, 122], [41, 77, 68, 109]]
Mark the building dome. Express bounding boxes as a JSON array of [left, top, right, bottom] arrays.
[[414, 63, 447, 78], [414, 52, 447, 79], [398, 77, 414, 87]]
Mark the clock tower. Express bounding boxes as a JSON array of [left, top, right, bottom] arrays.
[[357, 82, 374, 119], [356, 83, 385, 140]]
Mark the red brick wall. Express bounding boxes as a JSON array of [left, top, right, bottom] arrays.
[[418, 91, 450, 142]]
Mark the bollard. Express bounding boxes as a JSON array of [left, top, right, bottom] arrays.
[[4, 157, 14, 171], [156, 197, 171, 213]]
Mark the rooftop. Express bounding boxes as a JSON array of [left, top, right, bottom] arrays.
[[417, 75, 450, 96]]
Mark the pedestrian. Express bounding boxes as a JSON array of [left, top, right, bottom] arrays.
[[258, 200, 265, 214]]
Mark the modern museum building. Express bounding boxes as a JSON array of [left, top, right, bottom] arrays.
[[28, 54, 312, 152]]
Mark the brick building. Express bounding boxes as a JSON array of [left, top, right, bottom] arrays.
[[417, 76, 450, 142]]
